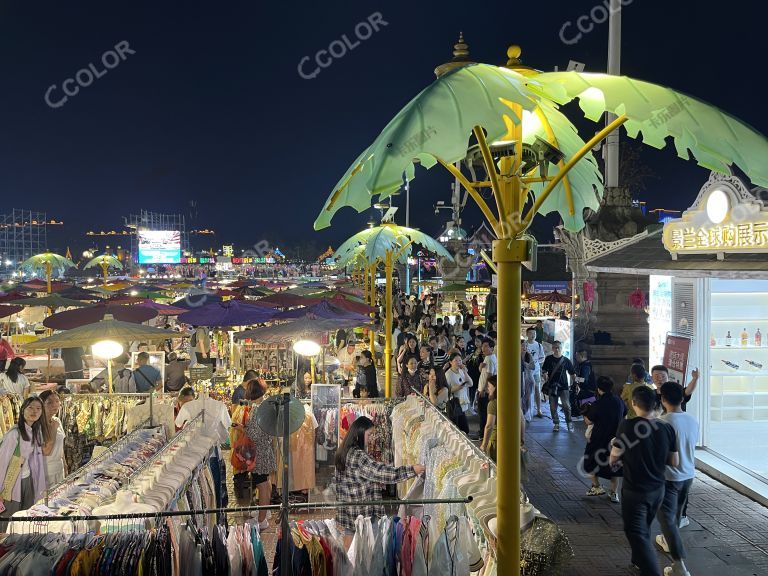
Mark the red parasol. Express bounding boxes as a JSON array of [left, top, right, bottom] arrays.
[[527, 290, 571, 304], [133, 299, 187, 316], [43, 304, 159, 330], [0, 291, 26, 303], [325, 294, 375, 315]]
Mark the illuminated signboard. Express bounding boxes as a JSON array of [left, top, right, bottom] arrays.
[[138, 231, 181, 264], [662, 173, 768, 259], [223, 245, 234, 257]]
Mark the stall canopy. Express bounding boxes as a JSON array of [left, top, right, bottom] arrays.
[[29, 315, 184, 349], [177, 299, 276, 327], [13, 294, 90, 309], [234, 314, 371, 344], [0, 305, 23, 319], [0, 291, 27, 303], [527, 291, 571, 303], [43, 304, 159, 330], [257, 293, 322, 308], [272, 300, 372, 322], [133, 299, 187, 316], [171, 294, 223, 310], [56, 286, 104, 301]]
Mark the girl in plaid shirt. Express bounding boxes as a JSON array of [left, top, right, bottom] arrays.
[[334, 416, 425, 547]]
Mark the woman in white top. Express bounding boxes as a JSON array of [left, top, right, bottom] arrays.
[[445, 352, 472, 411], [40, 390, 66, 485], [0, 358, 30, 397]]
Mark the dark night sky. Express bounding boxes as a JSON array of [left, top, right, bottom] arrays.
[[1, 1, 767, 255]]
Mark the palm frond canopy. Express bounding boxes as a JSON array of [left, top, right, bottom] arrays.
[[333, 225, 453, 267], [20, 253, 76, 273], [315, 63, 768, 233], [84, 254, 124, 270]]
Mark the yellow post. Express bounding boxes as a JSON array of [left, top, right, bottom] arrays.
[[384, 251, 393, 398], [107, 357, 114, 394], [45, 261, 52, 294], [369, 263, 376, 361], [101, 261, 109, 287]]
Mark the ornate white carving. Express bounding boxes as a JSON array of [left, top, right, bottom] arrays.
[[583, 229, 649, 263], [689, 171, 760, 211]]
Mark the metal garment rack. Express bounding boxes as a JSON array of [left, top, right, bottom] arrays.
[[410, 389, 497, 477], [0, 497, 472, 524], [126, 410, 205, 486], [44, 417, 156, 505]]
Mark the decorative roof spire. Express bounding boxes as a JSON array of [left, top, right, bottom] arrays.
[[434, 32, 476, 78]]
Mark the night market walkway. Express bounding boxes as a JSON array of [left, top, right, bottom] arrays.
[[524, 415, 768, 575]]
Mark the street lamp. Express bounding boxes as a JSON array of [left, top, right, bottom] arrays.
[[293, 339, 321, 391], [92, 340, 124, 394]]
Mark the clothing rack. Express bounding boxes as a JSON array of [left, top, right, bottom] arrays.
[[410, 389, 497, 477], [127, 410, 205, 486], [0, 497, 472, 523], [44, 419, 158, 505], [64, 391, 157, 426]]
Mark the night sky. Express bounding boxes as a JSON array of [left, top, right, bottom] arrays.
[[1, 1, 767, 256]]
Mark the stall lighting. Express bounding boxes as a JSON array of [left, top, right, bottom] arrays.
[[293, 339, 321, 357], [92, 340, 124, 360]]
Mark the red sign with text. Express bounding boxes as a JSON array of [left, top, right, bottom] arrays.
[[663, 335, 691, 385]]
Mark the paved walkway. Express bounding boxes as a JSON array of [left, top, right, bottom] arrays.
[[524, 415, 768, 575]]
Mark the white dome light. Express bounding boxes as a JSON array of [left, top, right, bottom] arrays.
[[706, 189, 729, 224]]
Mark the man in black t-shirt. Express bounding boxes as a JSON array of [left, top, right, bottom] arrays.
[[610, 386, 679, 576], [541, 341, 575, 432]]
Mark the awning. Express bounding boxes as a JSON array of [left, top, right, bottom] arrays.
[[586, 228, 768, 279]]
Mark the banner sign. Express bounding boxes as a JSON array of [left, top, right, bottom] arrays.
[[663, 335, 691, 385]]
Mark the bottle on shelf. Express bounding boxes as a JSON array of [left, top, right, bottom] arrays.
[[726, 331, 732, 346], [741, 328, 749, 347], [756, 328, 762, 347], [745, 359, 763, 370], [710, 333, 717, 347], [721, 359, 740, 371]]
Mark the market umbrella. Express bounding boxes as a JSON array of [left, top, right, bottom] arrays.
[[272, 300, 372, 322], [323, 295, 375, 316], [28, 315, 185, 349], [170, 293, 223, 310], [232, 285, 273, 297], [234, 314, 371, 344], [311, 289, 366, 303], [13, 294, 90, 309], [177, 299, 276, 327], [105, 295, 146, 305], [84, 254, 123, 287], [0, 305, 23, 319], [133, 299, 187, 316], [19, 253, 76, 294], [0, 291, 25, 303], [528, 290, 571, 304], [56, 286, 104, 301], [257, 293, 322, 308], [43, 303, 158, 330], [282, 285, 326, 297]]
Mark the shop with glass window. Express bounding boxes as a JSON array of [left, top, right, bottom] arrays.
[[586, 172, 768, 499]]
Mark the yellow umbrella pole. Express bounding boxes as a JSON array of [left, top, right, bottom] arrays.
[[45, 261, 52, 294], [384, 251, 393, 398], [369, 263, 376, 362], [101, 261, 109, 287], [107, 357, 114, 394]]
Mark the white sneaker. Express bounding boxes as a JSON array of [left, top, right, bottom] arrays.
[[656, 534, 670, 553], [567, 422, 575, 432], [663, 564, 691, 576], [586, 485, 606, 496], [609, 491, 620, 504], [553, 424, 560, 432], [679, 516, 690, 528]]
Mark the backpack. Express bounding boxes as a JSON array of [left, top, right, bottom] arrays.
[[190, 331, 198, 349], [113, 368, 135, 393]]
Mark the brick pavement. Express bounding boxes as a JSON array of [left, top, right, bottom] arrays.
[[523, 415, 768, 575]]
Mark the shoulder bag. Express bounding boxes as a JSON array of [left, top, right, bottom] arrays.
[[541, 357, 565, 396], [0, 432, 23, 501]]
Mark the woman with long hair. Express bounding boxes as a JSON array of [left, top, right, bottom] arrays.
[[244, 380, 276, 529], [0, 396, 47, 530], [0, 357, 31, 397], [334, 416, 425, 547], [480, 375, 498, 461], [425, 365, 450, 410], [396, 334, 419, 376], [39, 390, 66, 486], [396, 356, 422, 398], [582, 376, 626, 503]]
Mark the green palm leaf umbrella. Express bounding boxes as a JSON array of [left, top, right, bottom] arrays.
[[314, 44, 768, 572], [13, 294, 89, 309], [84, 254, 124, 287], [19, 253, 76, 294], [333, 224, 452, 396]]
